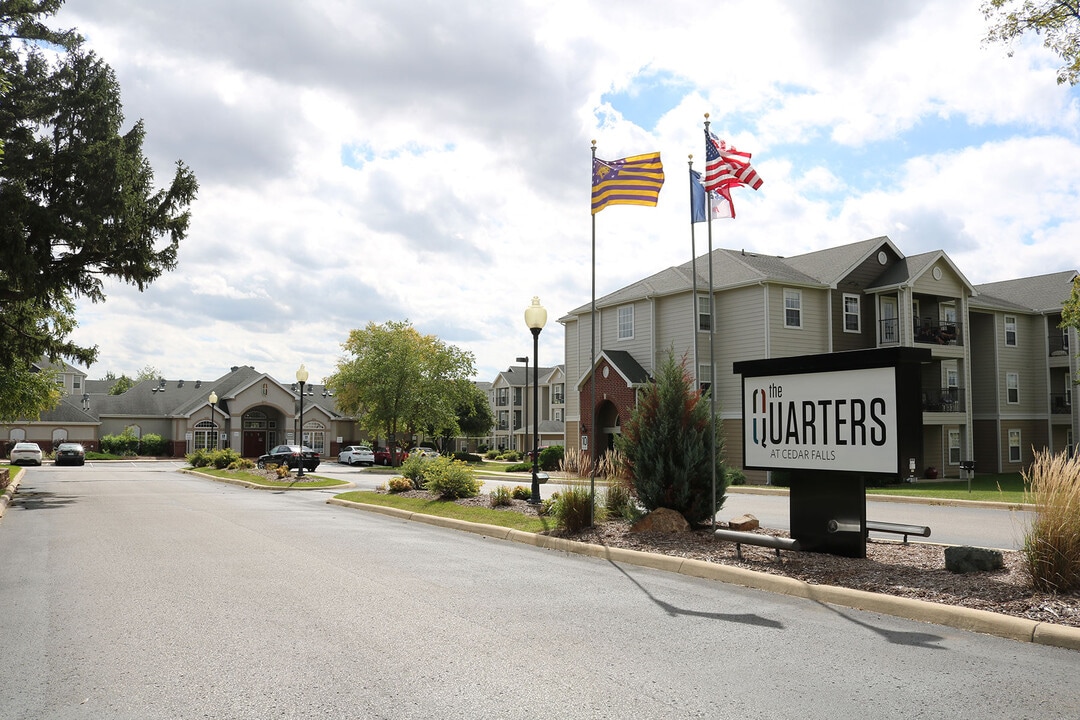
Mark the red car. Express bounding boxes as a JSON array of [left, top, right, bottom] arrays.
[[373, 447, 407, 466]]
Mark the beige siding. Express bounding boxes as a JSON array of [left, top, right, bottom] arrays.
[[767, 284, 829, 358], [912, 263, 964, 297], [654, 292, 696, 371], [601, 299, 653, 371], [968, 312, 998, 414]]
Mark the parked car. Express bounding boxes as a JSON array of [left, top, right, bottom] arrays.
[[338, 445, 375, 466], [407, 446, 440, 461], [55, 442, 86, 466], [257, 445, 320, 471], [373, 447, 407, 466], [9, 442, 43, 466]]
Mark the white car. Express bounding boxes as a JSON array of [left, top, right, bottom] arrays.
[[9, 442, 43, 466], [338, 445, 375, 466], [407, 447, 440, 461]]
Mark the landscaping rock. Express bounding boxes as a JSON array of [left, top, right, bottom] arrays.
[[631, 507, 690, 533], [944, 546, 1005, 573], [728, 514, 760, 531]]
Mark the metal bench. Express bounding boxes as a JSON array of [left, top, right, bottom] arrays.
[[713, 528, 801, 560], [866, 520, 931, 544]]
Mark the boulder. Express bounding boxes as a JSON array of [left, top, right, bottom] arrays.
[[944, 546, 1005, 573], [631, 507, 690, 533], [728, 514, 760, 531]]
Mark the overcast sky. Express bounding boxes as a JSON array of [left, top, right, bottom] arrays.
[[50, 0, 1080, 387]]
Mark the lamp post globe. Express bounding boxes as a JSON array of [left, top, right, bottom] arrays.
[[296, 364, 309, 478], [524, 297, 547, 504], [208, 391, 219, 450]]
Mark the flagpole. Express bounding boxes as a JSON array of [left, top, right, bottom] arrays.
[[589, 140, 598, 526], [704, 114, 718, 532], [688, 156, 700, 395]]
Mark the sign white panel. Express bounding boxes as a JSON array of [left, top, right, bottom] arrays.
[[743, 366, 897, 473]]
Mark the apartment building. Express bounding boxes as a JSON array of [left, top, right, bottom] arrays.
[[560, 236, 1078, 480], [488, 364, 566, 452]]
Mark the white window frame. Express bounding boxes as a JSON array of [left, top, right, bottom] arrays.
[[1006, 372, 1020, 404], [842, 293, 860, 333], [617, 305, 634, 340], [948, 430, 961, 465], [1004, 315, 1017, 347], [697, 294, 712, 332], [194, 420, 218, 450], [783, 289, 802, 328], [553, 408, 563, 422], [1008, 429, 1022, 463], [552, 383, 564, 404], [698, 363, 712, 393]]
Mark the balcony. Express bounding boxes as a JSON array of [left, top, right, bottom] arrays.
[[1051, 394, 1073, 414], [1049, 333, 1070, 357], [914, 321, 963, 347], [922, 387, 965, 413]]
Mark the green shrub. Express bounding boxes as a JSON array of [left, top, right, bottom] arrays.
[[505, 462, 532, 473], [540, 492, 558, 517], [452, 452, 483, 463], [387, 476, 413, 493], [538, 445, 564, 471], [498, 450, 522, 462], [484, 450, 500, 460], [399, 456, 427, 489], [489, 485, 513, 507], [101, 430, 140, 456], [1023, 450, 1080, 593], [228, 458, 256, 471], [139, 433, 168, 456], [604, 480, 641, 522], [552, 484, 598, 532], [725, 467, 746, 486], [186, 448, 211, 468], [511, 485, 532, 500], [424, 457, 481, 499], [211, 448, 241, 470]]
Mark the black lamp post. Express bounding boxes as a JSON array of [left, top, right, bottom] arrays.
[[524, 297, 547, 504], [296, 363, 309, 478], [208, 391, 220, 450], [515, 355, 528, 455]]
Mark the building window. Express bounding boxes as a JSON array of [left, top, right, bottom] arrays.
[[842, 293, 860, 333], [553, 408, 563, 422], [697, 294, 712, 331], [513, 387, 522, 406], [194, 420, 218, 450], [73, 377, 81, 389], [618, 305, 634, 340], [1006, 372, 1019, 404], [784, 289, 802, 328], [1004, 316, 1017, 346], [948, 430, 961, 465], [552, 383, 564, 404], [513, 410, 522, 430], [302, 421, 325, 455], [497, 411, 509, 431], [496, 387, 509, 407], [698, 363, 712, 393], [1008, 429, 1021, 463]]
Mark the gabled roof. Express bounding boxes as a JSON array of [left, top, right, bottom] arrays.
[[972, 270, 1079, 313], [35, 396, 100, 424], [782, 236, 901, 285], [576, 350, 651, 390], [493, 366, 558, 388], [865, 250, 976, 296]]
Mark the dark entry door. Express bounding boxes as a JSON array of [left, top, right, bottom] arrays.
[[243, 431, 267, 458]]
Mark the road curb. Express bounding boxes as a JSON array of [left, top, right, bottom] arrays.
[[727, 484, 1033, 511], [0, 469, 23, 521], [327, 497, 1080, 652]]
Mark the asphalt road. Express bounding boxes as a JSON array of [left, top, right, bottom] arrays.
[[1, 463, 1077, 720]]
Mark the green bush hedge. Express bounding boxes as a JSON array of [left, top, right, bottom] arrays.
[[423, 457, 481, 499], [538, 445, 564, 471]]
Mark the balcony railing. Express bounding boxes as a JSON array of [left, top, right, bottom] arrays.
[[922, 387, 965, 413], [1051, 394, 1073, 414], [1049, 333, 1070, 356], [914, 321, 963, 346]]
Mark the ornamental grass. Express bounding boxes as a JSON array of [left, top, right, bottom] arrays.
[[1023, 449, 1080, 594]]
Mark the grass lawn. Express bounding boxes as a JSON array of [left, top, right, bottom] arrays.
[[334, 490, 555, 534], [194, 467, 349, 488], [867, 473, 1027, 504]]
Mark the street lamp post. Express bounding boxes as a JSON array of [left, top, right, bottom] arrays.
[[296, 364, 309, 478], [515, 355, 528, 455], [208, 391, 220, 450], [524, 297, 547, 504]]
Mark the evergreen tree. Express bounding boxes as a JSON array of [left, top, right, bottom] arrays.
[[617, 350, 726, 525]]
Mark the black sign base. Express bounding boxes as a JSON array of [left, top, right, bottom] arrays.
[[788, 471, 866, 558]]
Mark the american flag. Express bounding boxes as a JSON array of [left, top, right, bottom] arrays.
[[703, 130, 763, 194]]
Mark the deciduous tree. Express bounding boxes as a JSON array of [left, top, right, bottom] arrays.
[[328, 321, 477, 462], [982, 1, 1080, 85]]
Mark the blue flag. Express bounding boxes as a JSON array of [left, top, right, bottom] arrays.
[[690, 169, 707, 223]]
